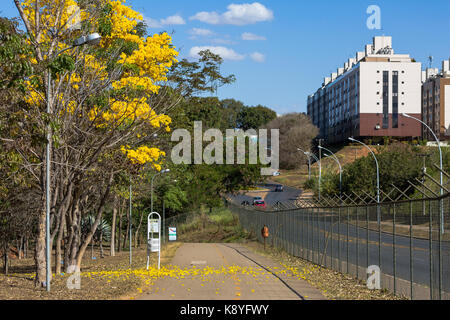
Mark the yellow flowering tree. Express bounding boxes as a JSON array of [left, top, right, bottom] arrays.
[[11, 0, 178, 286]]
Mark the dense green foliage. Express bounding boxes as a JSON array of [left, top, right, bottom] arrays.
[[320, 143, 449, 200]]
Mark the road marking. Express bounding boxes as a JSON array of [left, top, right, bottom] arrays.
[[190, 260, 207, 265]]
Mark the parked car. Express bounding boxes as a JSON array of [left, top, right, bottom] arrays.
[[253, 200, 266, 209], [275, 185, 284, 192], [252, 196, 262, 205], [273, 171, 281, 176]]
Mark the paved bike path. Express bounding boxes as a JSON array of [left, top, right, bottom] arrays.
[[139, 243, 325, 300]]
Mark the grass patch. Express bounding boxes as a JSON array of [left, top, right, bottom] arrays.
[[178, 207, 255, 244]]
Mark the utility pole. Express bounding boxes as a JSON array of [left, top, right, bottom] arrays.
[[162, 200, 165, 245], [129, 178, 132, 267], [418, 153, 430, 216], [318, 139, 323, 201]]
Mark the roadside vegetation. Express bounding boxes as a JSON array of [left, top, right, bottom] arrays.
[[272, 142, 449, 201], [177, 207, 255, 244]]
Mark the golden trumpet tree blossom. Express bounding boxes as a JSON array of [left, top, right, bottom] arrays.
[[20, 0, 178, 167]]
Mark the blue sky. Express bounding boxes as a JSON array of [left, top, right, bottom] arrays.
[[2, 0, 450, 114]]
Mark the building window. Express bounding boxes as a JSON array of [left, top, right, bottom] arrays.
[[383, 71, 389, 129], [392, 71, 399, 128]]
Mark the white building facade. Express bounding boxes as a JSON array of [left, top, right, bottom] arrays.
[[307, 36, 422, 144]]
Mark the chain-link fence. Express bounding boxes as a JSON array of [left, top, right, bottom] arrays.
[[161, 212, 191, 244], [228, 194, 450, 300]]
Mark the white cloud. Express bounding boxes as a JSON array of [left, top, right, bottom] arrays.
[[242, 32, 266, 41], [144, 14, 186, 28], [189, 46, 245, 61], [189, 28, 215, 37], [161, 15, 186, 25], [190, 2, 274, 26], [145, 18, 163, 28], [250, 52, 266, 63]]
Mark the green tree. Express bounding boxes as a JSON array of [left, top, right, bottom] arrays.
[[323, 144, 423, 199], [237, 105, 277, 130]]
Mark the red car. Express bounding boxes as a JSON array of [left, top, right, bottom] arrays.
[[253, 200, 266, 209]]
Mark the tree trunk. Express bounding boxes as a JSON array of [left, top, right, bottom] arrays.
[[55, 212, 66, 276], [34, 205, 47, 287], [55, 183, 72, 275], [100, 230, 104, 258], [117, 202, 123, 252], [3, 242, 8, 275], [74, 172, 113, 270], [91, 238, 94, 259], [123, 216, 129, 251], [24, 237, 28, 259], [135, 210, 144, 248], [110, 196, 117, 257]]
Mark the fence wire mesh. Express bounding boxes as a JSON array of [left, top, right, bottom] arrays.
[[228, 194, 450, 300]]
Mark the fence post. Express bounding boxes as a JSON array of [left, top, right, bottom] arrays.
[[294, 211, 300, 257], [393, 203, 397, 296], [302, 210, 305, 259], [429, 199, 433, 300], [410, 201, 414, 300], [291, 210, 294, 256], [347, 207, 350, 274], [331, 206, 334, 269], [338, 207, 341, 272], [379, 205, 382, 279], [316, 207, 320, 265], [312, 208, 314, 263], [366, 206, 369, 270], [356, 206, 359, 280], [438, 198, 442, 300], [308, 208, 311, 262]]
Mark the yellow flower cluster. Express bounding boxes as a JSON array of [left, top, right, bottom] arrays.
[[21, 0, 177, 170], [88, 97, 171, 130], [23, 80, 44, 107], [120, 145, 165, 168], [22, 0, 89, 44], [116, 33, 178, 93], [106, 0, 143, 42]]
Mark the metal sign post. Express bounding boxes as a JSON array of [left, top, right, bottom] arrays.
[[169, 227, 177, 241], [147, 212, 161, 270]]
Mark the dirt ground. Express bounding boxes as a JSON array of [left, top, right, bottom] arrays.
[[0, 243, 180, 300]]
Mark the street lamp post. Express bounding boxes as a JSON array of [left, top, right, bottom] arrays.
[[129, 177, 132, 266], [348, 137, 380, 220], [304, 151, 321, 199], [319, 146, 342, 200], [45, 33, 101, 291], [402, 113, 444, 234], [403, 113, 445, 299], [297, 148, 311, 179], [151, 169, 170, 212]]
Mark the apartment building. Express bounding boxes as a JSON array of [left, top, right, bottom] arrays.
[[307, 36, 422, 144], [421, 59, 450, 141]]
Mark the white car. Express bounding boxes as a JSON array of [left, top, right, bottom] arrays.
[[273, 171, 281, 176]]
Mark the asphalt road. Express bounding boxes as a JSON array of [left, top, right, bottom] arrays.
[[232, 183, 302, 208], [139, 243, 325, 300]]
